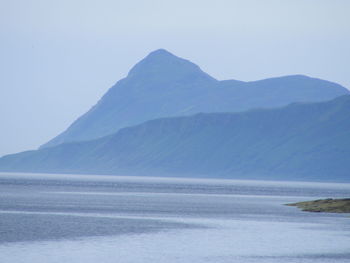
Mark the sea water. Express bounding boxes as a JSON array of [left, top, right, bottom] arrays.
[[0, 173, 349, 263]]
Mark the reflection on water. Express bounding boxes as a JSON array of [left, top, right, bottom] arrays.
[[0, 173, 349, 263]]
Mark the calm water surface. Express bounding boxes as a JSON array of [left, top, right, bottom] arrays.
[[0, 172, 349, 263]]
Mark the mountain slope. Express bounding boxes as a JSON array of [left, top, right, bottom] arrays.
[[41, 49, 349, 148], [2, 95, 350, 182]]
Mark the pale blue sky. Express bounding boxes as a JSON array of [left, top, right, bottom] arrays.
[[0, 0, 349, 156]]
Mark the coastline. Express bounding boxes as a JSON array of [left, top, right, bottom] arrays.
[[286, 198, 350, 213]]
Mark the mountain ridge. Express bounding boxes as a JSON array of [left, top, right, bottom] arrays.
[[2, 95, 350, 182], [40, 49, 349, 148]]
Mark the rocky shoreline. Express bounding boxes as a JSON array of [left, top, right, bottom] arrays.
[[286, 198, 350, 213]]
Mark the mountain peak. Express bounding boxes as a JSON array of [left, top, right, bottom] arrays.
[[147, 48, 174, 57], [138, 48, 181, 65], [127, 49, 216, 82]]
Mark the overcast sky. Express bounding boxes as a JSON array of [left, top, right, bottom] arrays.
[[0, 0, 349, 156]]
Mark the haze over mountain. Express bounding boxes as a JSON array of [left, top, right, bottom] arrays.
[[41, 49, 349, 148], [2, 95, 349, 182]]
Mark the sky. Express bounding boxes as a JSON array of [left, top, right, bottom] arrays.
[[0, 0, 349, 157]]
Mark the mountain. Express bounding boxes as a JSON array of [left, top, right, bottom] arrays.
[[41, 49, 349, 148], [2, 95, 350, 182]]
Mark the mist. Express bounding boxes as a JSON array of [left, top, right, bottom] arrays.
[[1, 0, 349, 156]]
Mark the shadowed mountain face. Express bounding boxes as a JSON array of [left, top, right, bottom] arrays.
[[41, 49, 349, 148], [2, 96, 350, 182]]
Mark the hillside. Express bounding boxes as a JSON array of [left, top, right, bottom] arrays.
[[41, 49, 349, 148], [2, 95, 350, 182]]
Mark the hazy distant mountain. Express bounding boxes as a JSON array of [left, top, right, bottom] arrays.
[[2, 95, 350, 182], [41, 49, 349, 148]]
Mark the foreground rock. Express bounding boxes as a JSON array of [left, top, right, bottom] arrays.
[[286, 198, 350, 213]]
